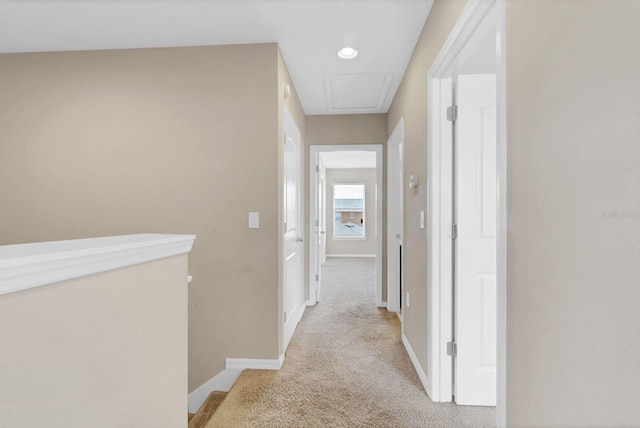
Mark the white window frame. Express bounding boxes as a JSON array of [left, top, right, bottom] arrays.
[[332, 183, 366, 240]]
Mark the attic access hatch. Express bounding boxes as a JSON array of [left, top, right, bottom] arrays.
[[324, 73, 394, 114]]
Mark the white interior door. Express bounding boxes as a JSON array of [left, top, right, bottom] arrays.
[[310, 159, 326, 305], [455, 74, 497, 406], [387, 119, 404, 313], [283, 107, 302, 353], [312, 163, 325, 303], [320, 173, 327, 264]]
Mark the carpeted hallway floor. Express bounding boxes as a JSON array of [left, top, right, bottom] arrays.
[[209, 257, 495, 427]]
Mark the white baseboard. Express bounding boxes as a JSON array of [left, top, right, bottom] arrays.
[[189, 353, 286, 413], [326, 254, 376, 258], [188, 369, 242, 413], [402, 333, 432, 398], [296, 304, 306, 328], [225, 354, 285, 371]]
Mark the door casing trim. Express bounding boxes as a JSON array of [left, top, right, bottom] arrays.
[[426, 0, 507, 426]]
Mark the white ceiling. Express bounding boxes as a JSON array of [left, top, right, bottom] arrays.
[[320, 151, 376, 169], [0, 0, 434, 116]]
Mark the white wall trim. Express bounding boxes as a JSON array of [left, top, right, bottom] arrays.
[[293, 303, 306, 334], [0, 233, 196, 296], [326, 254, 375, 258], [309, 144, 384, 307], [426, 64, 454, 405], [429, 0, 494, 78], [402, 334, 432, 399], [189, 351, 288, 413], [496, 0, 508, 425], [225, 354, 285, 371], [188, 369, 242, 413]]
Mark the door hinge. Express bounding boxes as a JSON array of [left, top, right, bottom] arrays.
[[451, 224, 457, 240], [315, 274, 319, 282], [446, 105, 458, 122], [315, 165, 320, 173], [284, 222, 287, 231], [315, 219, 319, 227], [447, 341, 457, 357], [284, 311, 287, 322]]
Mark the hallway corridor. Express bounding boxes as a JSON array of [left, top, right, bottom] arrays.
[[214, 257, 495, 427]]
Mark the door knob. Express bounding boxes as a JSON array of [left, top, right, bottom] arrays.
[[296, 237, 304, 242]]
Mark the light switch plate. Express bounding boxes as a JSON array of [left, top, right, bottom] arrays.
[[249, 212, 259, 229]]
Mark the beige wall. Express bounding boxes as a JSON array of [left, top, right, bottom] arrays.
[[326, 168, 377, 255], [305, 114, 388, 300], [507, 1, 640, 425], [0, 256, 188, 427], [387, 0, 467, 381], [0, 44, 293, 393], [306, 114, 388, 146]]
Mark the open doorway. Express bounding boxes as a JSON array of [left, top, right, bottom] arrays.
[[308, 145, 383, 307], [426, 0, 506, 423]]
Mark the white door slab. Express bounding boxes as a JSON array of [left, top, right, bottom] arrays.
[[312, 162, 324, 303], [320, 172, 327, 266], [387, 118, 404, 313], [455, 73, 497, 406], [283, 106, 302, 353], [316, 172, 326, 301], [309, 157, 326, 305]]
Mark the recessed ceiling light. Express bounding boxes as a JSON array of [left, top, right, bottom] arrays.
[[337, 47, 358, 60]]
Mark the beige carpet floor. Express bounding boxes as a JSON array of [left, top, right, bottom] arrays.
[[207, 257, 495, 427], [190, 391, 228, 428]]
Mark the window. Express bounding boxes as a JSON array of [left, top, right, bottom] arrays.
[[333, 184, 365, 238]]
